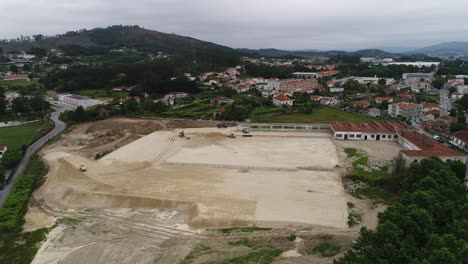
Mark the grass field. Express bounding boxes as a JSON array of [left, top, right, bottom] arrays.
[[0, 123, 44, 151], [250, 106, 374, 123], [0, 80, 39, 89]]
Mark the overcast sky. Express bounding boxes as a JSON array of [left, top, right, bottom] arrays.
[[1, 0, 468, 51]]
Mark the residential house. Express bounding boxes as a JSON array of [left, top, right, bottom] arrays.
[[210, 97, 234, 106], [396, 93, 415, 102], [273, 94, 293, 107], [310, 95, 323, 102], [450, 131, 468, 152], [3, 74, 29, 81], [452, 93, 464, 100], [164, 92, 188, 100], [410, 81, 431, 93], [375, 97, 394, 104], [437, 115, 457, 127], [320, 97, 339, 106], [355, 100, 370, 108], [398, 130, 465, 165], [330, 87, 344, 93], [422, 102, 440, 113], [388, 103, 423, 121], [120, 96, 141, 104], [365, 107, 382, 117]]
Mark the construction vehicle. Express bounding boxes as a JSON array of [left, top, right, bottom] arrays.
[[79, 165, 87, 172], [227, 134, 235, 138], [178, 131, 185, 138]]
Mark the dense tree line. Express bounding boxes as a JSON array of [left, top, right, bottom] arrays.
[[338, 64, 435, 79], [338, 158, 467, 264], [244, 63, 293, 79], [438, 60, 468, 75], [10, 96, 50, 114], [42, 61, 201, 97]]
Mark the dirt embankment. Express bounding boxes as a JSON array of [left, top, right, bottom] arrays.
[[25, 118, 388, 264]]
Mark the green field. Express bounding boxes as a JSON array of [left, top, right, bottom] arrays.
[[0, 80, 39, 89], [250, 106, 374, 123], [0, 123, 44, 151]]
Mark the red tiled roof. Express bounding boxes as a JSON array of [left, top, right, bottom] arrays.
[[395, 103, 420, 109], [356, 100, 370, 106], [400, 131, 464, 157], [439, 115, 457, 120], [332, 121, 410, 133], [274, 94, 292, 101], [423, 102, 439, 109], [375, 97, 393, 102], [318, 70, 339, 76], [453, 131, 468, 143], [397, 93, 414, 98]]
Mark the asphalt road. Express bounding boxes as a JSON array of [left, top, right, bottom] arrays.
[[439, 88, 452, 116], [0, 105, 69, 207]]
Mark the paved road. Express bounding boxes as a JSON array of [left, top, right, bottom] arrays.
[[0, 105, 69, 207], [439, 88, 452, 116]]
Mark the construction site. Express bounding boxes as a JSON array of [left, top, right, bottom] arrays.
[[25, 118, 399, 264]]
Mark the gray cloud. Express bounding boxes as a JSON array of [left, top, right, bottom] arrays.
[[1, 0, 467, 50]]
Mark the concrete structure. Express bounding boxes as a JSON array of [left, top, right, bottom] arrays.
[[55, 93, 103, 109], [238, 122, 330, 132], [402, 73, 435, 83], [273, 94, 293, 107], [0, 146, 7, 159], [388, 103, 423, 121], [331, 121, 465, 166], [331, 121, 409, 141], [385, 62, 440, 68], [335, 76, 394, 86]]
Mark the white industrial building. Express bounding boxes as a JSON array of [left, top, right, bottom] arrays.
[[384, 62, 440, 68], [55, 93, 103, 109]]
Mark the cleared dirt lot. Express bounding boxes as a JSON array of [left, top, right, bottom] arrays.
[[26, 119, 384, 264]]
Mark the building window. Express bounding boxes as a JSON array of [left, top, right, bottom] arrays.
[[350, 134, 355, 138], [394, 135, 398, 139], [336, 134, 343, 137], [356, 134, 362, 138], [371, 135, 375, 138], [382, 135, 386, 139]]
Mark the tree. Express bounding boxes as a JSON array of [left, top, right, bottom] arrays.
[[28, 47, 47, 58], [9, 65, 19, 73], [432, 76, 446, 89], [11, 97, 28, 113], [464, 78, 468, 85], [378, 78, 386, 86], [222, 87, 237, 98], [459, 94, 468, 110], [338, 158, 467, 264], [0, 86, 6, 115], [380, 100, 389, 110], [110, 73, 128, 87], [448, 86, 457, 94]]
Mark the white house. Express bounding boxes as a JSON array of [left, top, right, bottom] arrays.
[[0, 146, 7, 159], [331, 121, 409, 141], [164, 92, 188, 100], [450, 131, 468, 152], [273, 94, 293, 107], [330, 87, 344, 93]]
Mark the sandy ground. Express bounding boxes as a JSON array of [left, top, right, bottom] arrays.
[[25, 119, 392, 264]]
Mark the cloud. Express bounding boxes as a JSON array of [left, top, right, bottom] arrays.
[[1, 0, 467, 50]]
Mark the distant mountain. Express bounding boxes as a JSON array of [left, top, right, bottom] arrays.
[[1, 25, 241, 67], [238, 48, 400, 58], [409, 41, 468, 56]]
